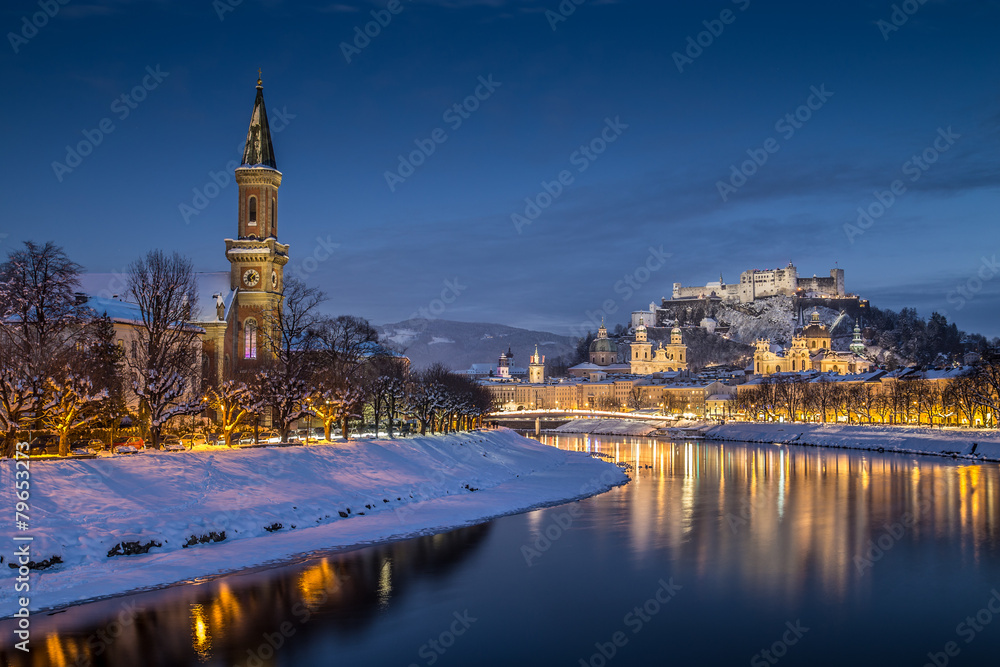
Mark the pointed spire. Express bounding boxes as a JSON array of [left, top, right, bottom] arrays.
[[241, 73, 277, 169]]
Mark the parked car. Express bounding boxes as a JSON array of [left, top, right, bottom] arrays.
[[259, 430, 281, 444], [179, 433, 208, 448], [28, 434, 59, 455], [161, 436, 185, 452], [115, 444, 141, 455], [113, 436, 145, 450], [69, 439, 101, 455]]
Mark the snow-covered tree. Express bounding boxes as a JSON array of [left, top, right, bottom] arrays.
[[126, 250, 202, 448], [203, 381, 252, 447], [41, 376, 107, 455], [252, 278, 326, 440], [252, 368, 310, 441], [0, 241, 89, 456]]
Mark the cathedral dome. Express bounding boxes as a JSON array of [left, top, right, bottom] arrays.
[[590, 337, 618, 354]]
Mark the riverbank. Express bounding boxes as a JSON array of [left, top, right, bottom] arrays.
[[699, 422, 1000, 461], [0, 429, 626, 616], [552, 417, 1000, 461]]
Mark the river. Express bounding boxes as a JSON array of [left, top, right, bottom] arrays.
[[2, 434, 999, 666]]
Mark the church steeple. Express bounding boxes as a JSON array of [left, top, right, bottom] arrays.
[[226, 74, 290, 369], [241, 73, 277, 169]]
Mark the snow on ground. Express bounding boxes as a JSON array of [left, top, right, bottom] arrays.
[[0, 429, 625, 616], [550, 419, 665, 436], [698, 422, 1000, 461]]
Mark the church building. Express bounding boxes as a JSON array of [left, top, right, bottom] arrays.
[[753, 312, 873, 376], [193, 75, 290, 386], [629, 323, 688, 374]]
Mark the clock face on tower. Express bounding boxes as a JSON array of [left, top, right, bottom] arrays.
[[243, 269, 260, 287], [271, 270, 278, 290]]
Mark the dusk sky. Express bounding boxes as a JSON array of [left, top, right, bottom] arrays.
[[4, 0, 999, 337]]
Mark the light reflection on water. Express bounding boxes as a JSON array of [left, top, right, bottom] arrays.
[[2, 435, 998, 667]]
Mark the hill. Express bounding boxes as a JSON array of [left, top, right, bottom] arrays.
[[377, 319, 577, 371]]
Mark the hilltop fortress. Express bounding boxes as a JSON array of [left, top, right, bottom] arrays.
[[672, 263, 845, 303]]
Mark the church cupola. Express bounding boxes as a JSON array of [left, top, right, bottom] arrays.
[[850, 322, 866, 355]]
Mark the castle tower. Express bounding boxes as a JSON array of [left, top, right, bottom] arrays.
[[226, 74, 289, 367], [528, 345, 545, 384]]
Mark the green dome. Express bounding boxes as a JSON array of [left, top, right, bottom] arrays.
[[590, 337, 618, 354]]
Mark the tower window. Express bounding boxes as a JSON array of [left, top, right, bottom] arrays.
[[244, 319, 257, 359], [271, 197, 276, 233], [248, 196, 257, 225]]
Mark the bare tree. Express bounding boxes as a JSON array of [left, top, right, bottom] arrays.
[[0, 241, 89, 456], [126, 250, 202, 448], [316, 315, 380, 438], [204, 380, 252, 447]]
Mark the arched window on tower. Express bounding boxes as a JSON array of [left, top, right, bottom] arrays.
[[248, 196, 257, 225], [244, 318, 257, 359], [271, 197, 276, 234]]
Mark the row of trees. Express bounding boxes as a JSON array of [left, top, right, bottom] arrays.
[[0, 241, 492, 457], [732, 361, 1000, 427]]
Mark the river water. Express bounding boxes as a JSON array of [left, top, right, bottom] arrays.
[[2, 434, 999, 666]]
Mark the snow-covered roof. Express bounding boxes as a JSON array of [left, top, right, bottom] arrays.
[[79, 272, 236, 324], [191, 272, 236, 323]]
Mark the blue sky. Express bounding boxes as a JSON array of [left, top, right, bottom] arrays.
[[3, 0, 999, 337]]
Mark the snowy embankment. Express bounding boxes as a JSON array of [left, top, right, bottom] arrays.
[[0, 429, 626, 615], [549, 419, 666, 436], [697, 422, 1000, 461]]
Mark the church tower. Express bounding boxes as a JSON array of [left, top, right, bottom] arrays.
[[528, 345, 546, 384], [631, 323, 652, 363], [226, 74, 289, 367]]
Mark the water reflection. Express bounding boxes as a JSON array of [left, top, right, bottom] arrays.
[[537, 434, 1000, 604], [3, 436, 999, 667], [0, 524, 491, 667]]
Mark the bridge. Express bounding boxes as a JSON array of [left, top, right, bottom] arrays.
[[488, 408, 670, 423]]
